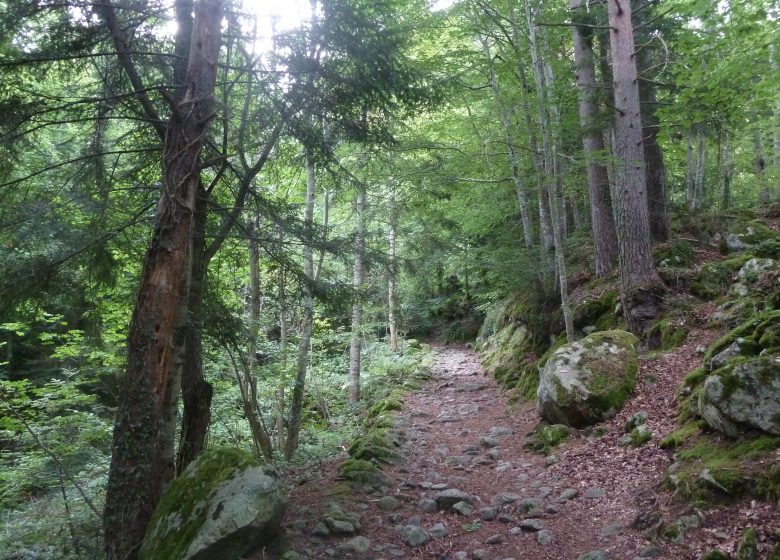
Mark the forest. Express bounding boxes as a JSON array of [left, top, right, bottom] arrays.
[[0, 0, 779, 559]]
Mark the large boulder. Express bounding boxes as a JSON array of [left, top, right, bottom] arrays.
[[139, 447, 286, 560], [537, 330, 639, 427], [698, 356, 780, 437]]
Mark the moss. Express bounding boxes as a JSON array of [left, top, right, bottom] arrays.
[[692, 261, 734, 299], [338, 459, 388, 486], [139, 448, 263, 560], [630, 426, 652, 446], [573, 291, 619, 330], [648, 318, 689, 350], [524, 423, 570, 454], [347, 428, 400, 464], [704, 310, 780, 365], [655, 240, 696, 268], [736, 528, 759, 560], [368, 393, 403, 418], [770, 543, 780, 560], [659, 421, 702, 449], [684, 367, 708, 388], [581, 333, 638, 414]]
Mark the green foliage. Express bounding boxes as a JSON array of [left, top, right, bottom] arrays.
[[524, 423, 570, 454]]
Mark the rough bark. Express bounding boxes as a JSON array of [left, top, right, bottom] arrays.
[[388, 187, 399, 353], [607, 0, 663, 335], [284, 154, 316, 460], [571, 0, 618, 277], [349, 184, 366, 404], [103, 1, 223, 558], [722, 132, 733, 209], [686, 129, 696, 208], [693, 130, 705, 210], [754, 127, 768, 204], [525, 0, 575, 342]]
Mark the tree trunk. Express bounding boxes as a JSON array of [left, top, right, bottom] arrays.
[[277, 266, 287, 449], [570, 0, 618, 277], [480, 35, 534, 248], [722, 132, 733, 209], [693, 130, 705, 210], [607, 0, 662, 335], [754, 127, 768, 204], [686, 129, 696, 208], [636, 18, 669, 241], [349, 184, 366, 404], [525, 0, 575, 342], [103, 2, 223, 558], [388, 187, 399, 353], [284, 153, 316, 460]]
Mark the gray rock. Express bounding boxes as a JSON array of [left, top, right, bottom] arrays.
[[577, 551, 608, 560], [472, 549, 490, 560], [324, 517, 356, 534], [726, 232, 748, 251], [459, 382, 489, 392], [452, 501, 474, 516], [459, 403, 480, 415], [453, 552, 469, 560], [419, 498, 437, 513], [419, 481, 433, 489], [517, 498, 543, 516], [338, 536, 370, 554], [431, 483, 449, 490], [489, 426, 513, 437], [138, 448, 286, 560], [520, 518, 544, 532], [699, 356, 780, 436], [402, 525, 430, 547], [478, 436, 499, 448], [557, 488, 578, 501], [536, 530, 553, 545], [600, 523, 622, 537], [429, 522, 448, 538], [479, 507, 498, 521], [281, 552, 303, 560], [545, 455, 560, 466], [388, 548, 406, 557], [312, 522, 330, 537], [617, 434, 633, 447], [709, 338, 751, 371], [434, 489, 472, 509], [584, 487, 606, 499], [486, 534, 504, 545], [537, 330, 639, 427], [488, 448, 502, 461], [510, 527, 523, 536], [492, 492, 522, 505], [377, 496, 401, 511], [537, 486, 553, 498], [624, 411, 648, 432], [497, 514, 513, 523], [638, 544, 662, 557]]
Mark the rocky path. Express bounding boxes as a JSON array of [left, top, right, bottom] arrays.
[[271, 336, 758, 560]]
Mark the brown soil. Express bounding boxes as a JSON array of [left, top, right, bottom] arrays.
[[258, 329, 780, 560]]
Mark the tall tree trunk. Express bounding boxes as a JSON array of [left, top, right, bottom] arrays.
[[480, 35, 534, 248], [693, 130, 705, 210], [635, 14, 669, 241], [571, 0, 618, 277], [722, 132, 733, 209], [686, 129, 696, 209], [388, 187, 399, 353], [103, 1, 223, 558], [284, 153, 316, 460], [607, 0, 663, 335], [525, 0, 575, 342], [349, 184, 366, 404], [277, 266, 288, 449], [754, 127, 768, 204]]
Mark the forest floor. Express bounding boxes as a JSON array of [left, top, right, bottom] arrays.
[[261, 330, 780, 560]]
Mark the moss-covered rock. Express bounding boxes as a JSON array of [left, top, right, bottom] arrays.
[[655, 240, 696, 268], [698, 356, 780, 437], [704, 310, 780, 367], [726, 220, 778, 252], [573, 291, 619, 332], [701, 549, 731, 560], [338, 459, 389, 487], [139, 448, 286, 560], [536, 330, 639, 428], [692, 261, 734, 299], [647, 317, 688, 350], [524, 423, 570, 454], [348, 428, 401, 464], [736, 528, 758, 560]]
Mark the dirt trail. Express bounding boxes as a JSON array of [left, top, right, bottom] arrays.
[[273, 335, 765, 560]]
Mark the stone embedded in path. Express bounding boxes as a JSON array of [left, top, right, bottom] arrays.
[[557, 488, 578, 501], [402, 525, 430, 547], [517, 498, 543, 516], [492, 492, 522, 505], [431, 483, 449, 490], [452, 501, 474, 515], [434, 488, 471, 509], [536, 530, 553, 545], [458, 403, 480, 415], [419, 498, 437, 513], [479, 507, 498, 520], [585, 487, 606, 499], [312, 522, 330, 537], [486, 534, 504, 545], [478, 436, 499, 448], [458, 382, 489, 392], [519, 518, 545, 532], [600, 523, 623, 537], [429, 522, 448, 538], [489, 426, 513, 438], [337, 536, 371, 554], [472, 549, 490, 560], [377, 496, 401, 511], [577, 552, 608, 560]]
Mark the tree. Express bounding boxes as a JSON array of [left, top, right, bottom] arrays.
[[570, 0, 618, 277], [607, 0, 663, 334], [348, 182, 367, 403], [102, 1, 224, 558]]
